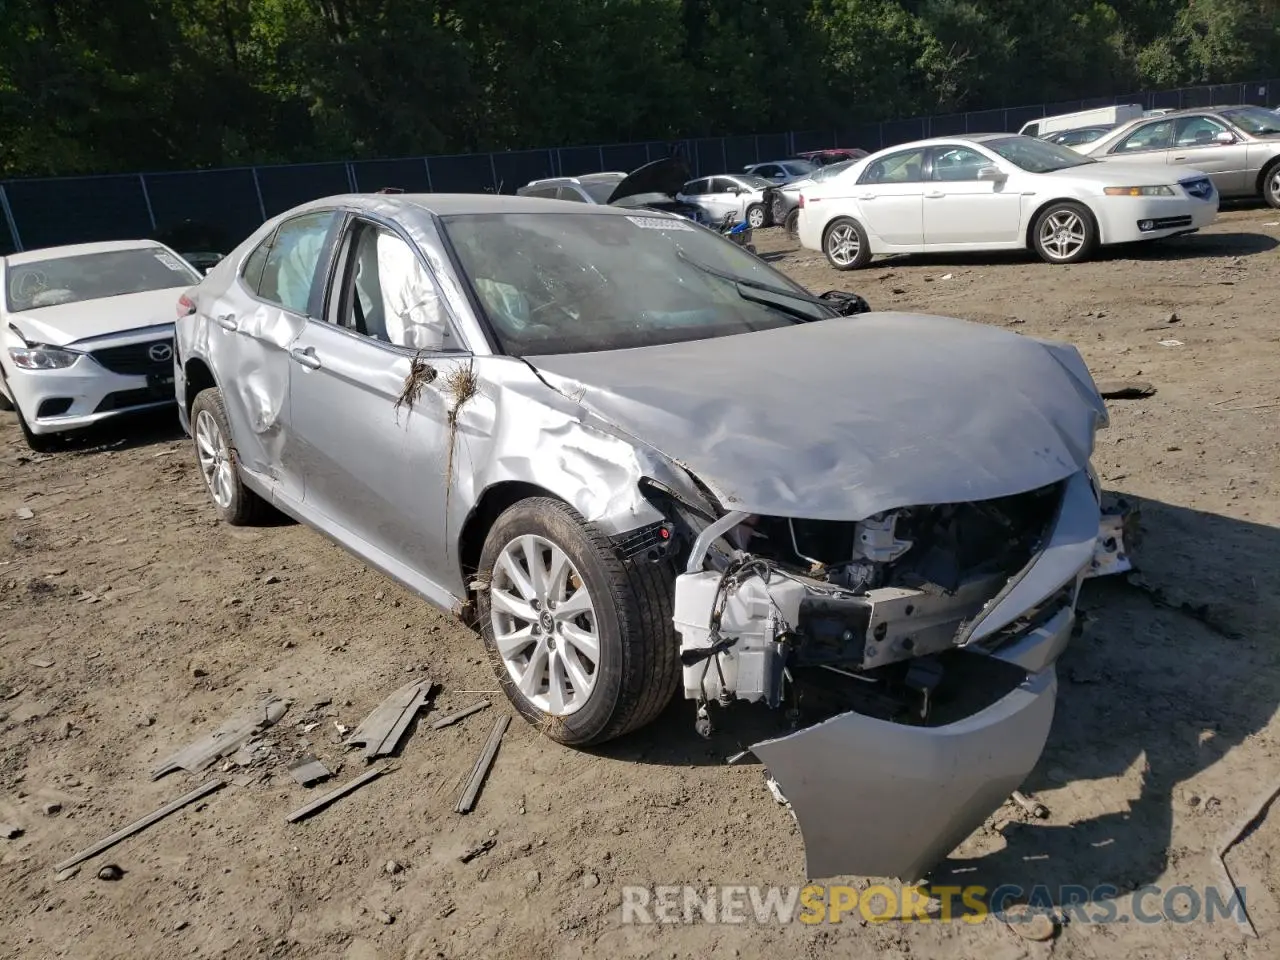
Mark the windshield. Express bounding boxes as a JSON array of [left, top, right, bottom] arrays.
[[581, 180, 622, 203], [5, 248, 200, 312], [784, 160, 818, 176], [442, 212, 812, 356], [1221, 106, 1280, 136], [986, 136, 1096, 173]]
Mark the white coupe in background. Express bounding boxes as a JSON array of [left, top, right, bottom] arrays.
[[796, 134, 1219, 269], [1, 240, 202, 450]]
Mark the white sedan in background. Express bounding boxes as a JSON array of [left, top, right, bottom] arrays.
[[1, 240, 202, 450], [796, 134, 1219, 269]]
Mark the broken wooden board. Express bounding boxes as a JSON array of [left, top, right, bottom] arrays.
[[429, 699, 490, 730], [151, 697, 288, 780], [53, 779, 225, 873], [285, 766, 389, 823], [344, 679, 434, 760], [456, 715, 509, 814]]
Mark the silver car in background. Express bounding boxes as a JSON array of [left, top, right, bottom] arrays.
[[1, 240, 202, 450], [1079, 104, 1280, 206], [175, 192, 1113, 881]]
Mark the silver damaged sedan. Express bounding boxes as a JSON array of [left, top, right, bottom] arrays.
[[175, 193, 1112, 881]]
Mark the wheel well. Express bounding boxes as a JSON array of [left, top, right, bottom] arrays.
[[184, 358, 216, 416], [1256, 157, 1280, 196], [1025, 198, 1099, 249], [456, 481, 565, 587]]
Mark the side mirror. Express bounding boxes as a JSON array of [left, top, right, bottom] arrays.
[[1214, 131, 1236, 144], [976, 164, 1007, 182]]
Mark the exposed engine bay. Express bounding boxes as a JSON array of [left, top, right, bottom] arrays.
[[671, 482, 1070, 735]]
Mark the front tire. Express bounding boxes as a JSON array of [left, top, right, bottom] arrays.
[[3, 380, 60, 453], [190, 387, 270, 525], [784, 208, 800, 237], [476, 498, 679, 746], [823, 217, 872, 270], [745, 203, 767, 229], [1032, 201, 1097, 264]]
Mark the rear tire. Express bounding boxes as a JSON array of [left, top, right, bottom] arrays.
[[823, 217, 872, 270], [784, 208, 800, 237], [476, 497, 679, 746], [1261, 160, 1280, 209], [190, 387, 270, 525]]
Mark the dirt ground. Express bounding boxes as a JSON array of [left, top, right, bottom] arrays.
[[2, 207, 1279, 960]]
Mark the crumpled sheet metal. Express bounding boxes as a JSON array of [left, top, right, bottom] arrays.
[[530, 313, 1108, 523], [151, 697, 289, 781], [751, 668, 1058, 881]]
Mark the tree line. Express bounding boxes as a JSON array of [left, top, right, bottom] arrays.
[[1, 0, 1278, 178]]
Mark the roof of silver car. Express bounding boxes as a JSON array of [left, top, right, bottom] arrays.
[[334, 192, 660, 218]]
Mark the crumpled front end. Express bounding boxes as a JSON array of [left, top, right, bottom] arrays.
[[672, 468, 1103, 880]]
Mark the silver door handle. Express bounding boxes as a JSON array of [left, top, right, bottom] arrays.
[[1173, 156, 1188, 161], [215, 314, 237, 331], [290, 347, 321, 370], [925, 191, 944, 199], [858, 194, 877, 200]]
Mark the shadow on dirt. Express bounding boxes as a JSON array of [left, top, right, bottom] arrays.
[[606, 494, 1279, 905]]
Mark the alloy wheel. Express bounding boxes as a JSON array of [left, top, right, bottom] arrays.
[[195, 408, 235, 509], [827, 223, 860, 266], [1038, 210, 1086, 261], [747, 206, 766, 228], [490, 534, 599, 716]]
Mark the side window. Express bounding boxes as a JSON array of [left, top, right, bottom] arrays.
[[753, 164, 779, 179], [336, 222, 457, 352], [710, 177, 737, 193], [1174, 116, 1228, 147], [1023, 123, 1041, 138], [1112, 120, 1174, 154], [556, 186, 588, 202], [523, 186, 559, 199], [931, 146, 990, 181], [860, 149, 926, 185], [240, 232, 273, 294], [257, 211, 337, 316], [682, 179, 707, 195]]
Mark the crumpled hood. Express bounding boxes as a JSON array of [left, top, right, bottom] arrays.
[[6, 288, 187, 347], [529, 312, 1107, 521]]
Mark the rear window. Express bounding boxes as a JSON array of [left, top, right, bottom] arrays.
[[6, 248, 200, 312]]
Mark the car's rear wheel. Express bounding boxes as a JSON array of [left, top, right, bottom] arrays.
[[190, 387, 270, 525], [1032, 201, 1097, 264], [784, 208, 800, 237], [1261, 160, 1280, 209], [823, 217, 872, 270], [746, 203, 767, 229], [476, 497, 679, 746]]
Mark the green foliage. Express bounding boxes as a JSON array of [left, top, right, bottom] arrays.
[[0, 0, 1277, 177]]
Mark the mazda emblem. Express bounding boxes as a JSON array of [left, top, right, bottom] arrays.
[[148, 343, 174, 363]]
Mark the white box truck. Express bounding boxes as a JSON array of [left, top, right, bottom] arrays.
[[1019, 104, 1144, 138]]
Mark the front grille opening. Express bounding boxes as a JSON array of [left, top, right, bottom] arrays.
[[36, 397, 73, 418], [94, 389, 159, 413], [90, 339, 174, 375]]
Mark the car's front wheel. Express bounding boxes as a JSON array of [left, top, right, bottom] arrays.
[[784, 208, 800, 237], [746, 203, 767, 229], [190, 387, 270, 525], [1032, 201, 1097, 264], [1, 374, 60, 453], [823, 217, 872, 270], [476, 497, 679, 746]]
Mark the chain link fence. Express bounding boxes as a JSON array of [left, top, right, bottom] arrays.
[[2, 78, 1277, 255]]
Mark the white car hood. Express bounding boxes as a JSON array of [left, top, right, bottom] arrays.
[[1048, 161, 1209, 187], [6, 288, 186, 347]]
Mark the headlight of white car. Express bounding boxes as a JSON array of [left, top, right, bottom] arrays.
[[1103, 185, 1175, 197], [7, 345, 82, 370]]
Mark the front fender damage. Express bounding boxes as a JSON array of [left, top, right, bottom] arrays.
[[672, 468, 1107, 881]]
